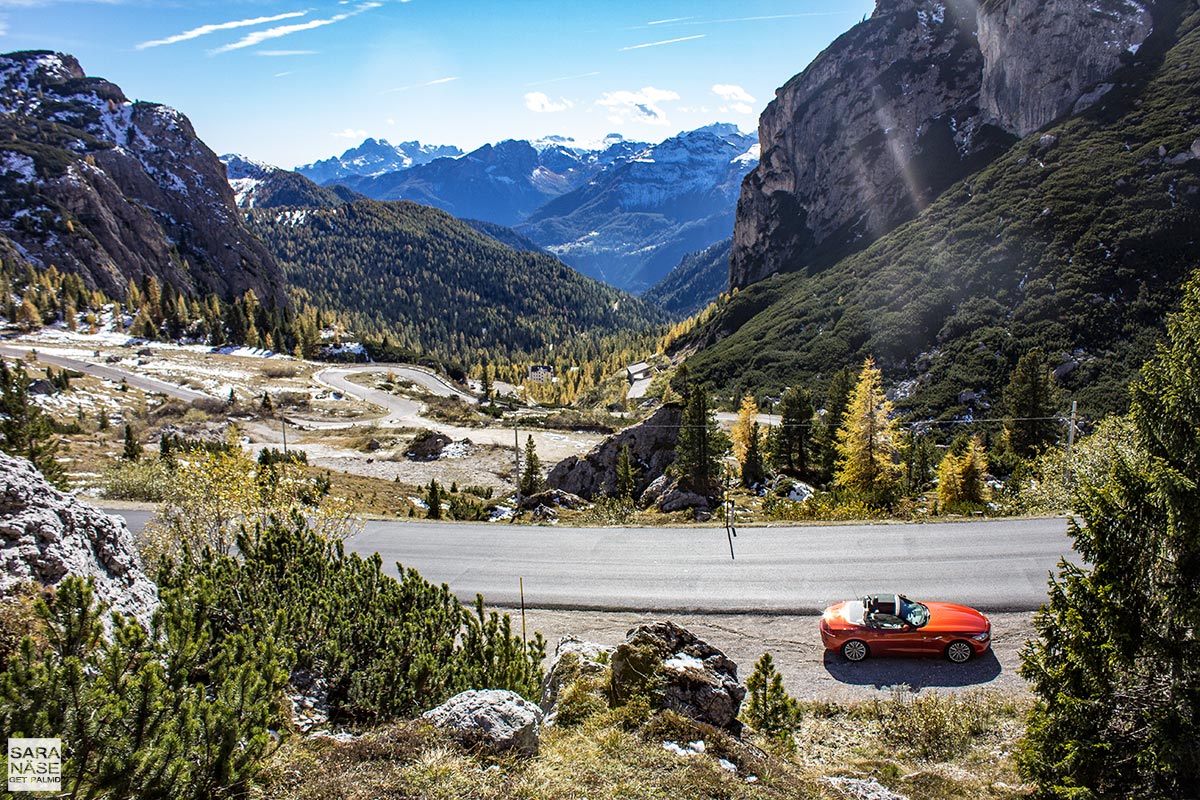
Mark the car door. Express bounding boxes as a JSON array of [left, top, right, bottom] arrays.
[[865, 614, 910, 655]]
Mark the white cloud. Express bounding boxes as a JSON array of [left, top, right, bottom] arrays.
[[136, 11, 308, 50], [524, 92, 573, 113], [620, 34, 704, 52], [596, 86, 679, 127], [332, 128, 368, 139], [0, 18, 7, 36], [711, 85, 757, 115], [712, 84, 755, 104], [646, 16, 693, 25], [211, 2, 379, 55]]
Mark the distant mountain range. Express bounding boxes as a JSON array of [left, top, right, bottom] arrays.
[[296, 138, 463, 185], [295, 126, 757, 297]]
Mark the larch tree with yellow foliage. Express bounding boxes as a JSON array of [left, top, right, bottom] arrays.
[[731, 393, 762, 469], [936, 436, 989, 509], [834, 358, 900, 505]]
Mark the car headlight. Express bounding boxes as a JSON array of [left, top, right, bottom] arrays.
[[972, 631, 990, 642]]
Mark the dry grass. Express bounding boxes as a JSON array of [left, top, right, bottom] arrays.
[[257, 688, 1033, 800]]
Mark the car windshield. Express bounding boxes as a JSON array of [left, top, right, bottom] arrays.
[[899, 596, 930, 627]]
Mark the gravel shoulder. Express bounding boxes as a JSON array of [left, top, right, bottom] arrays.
[[505, 608, 1035, 702]]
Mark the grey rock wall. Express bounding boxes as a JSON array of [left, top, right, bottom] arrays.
[[729, 0, 1155, 290], [0, 452, 157, 626]]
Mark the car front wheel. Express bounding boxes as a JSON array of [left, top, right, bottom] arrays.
[[842, 639, 869, 662], [946, 640, 973, 663]]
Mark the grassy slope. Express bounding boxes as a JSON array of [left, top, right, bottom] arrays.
[[251, 199, 667, 363], [685, 2, 1200, 418]]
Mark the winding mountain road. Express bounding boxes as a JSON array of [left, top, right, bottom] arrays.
[[0, 344, 210, 402], [315, 364, 477, 427], [107, 510, 1071, 613]]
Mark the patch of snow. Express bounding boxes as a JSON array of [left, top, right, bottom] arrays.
[[662, 740, 707, 757], [229, 177, 262, 208], [440, 441, 472, 459], [662, 654, 705, 673], [733, 142, 760, 166], [0, 151, 37, 183]]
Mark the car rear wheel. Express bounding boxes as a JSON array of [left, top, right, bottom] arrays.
[[842, 639, 869, 662], [946, 640, 973, 663]]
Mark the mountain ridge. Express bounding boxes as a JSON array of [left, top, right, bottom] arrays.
[[0, 50, 285, 303], [685, 0, 1200, 418]]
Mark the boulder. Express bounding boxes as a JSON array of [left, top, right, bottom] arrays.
[[407, 430, 451, 461], [27, 378, 56, 395], [658, 488, 709, 513], [422, 689, 543, 756], [639, 474, 670, 509], [541, 635, 614, 712], [547, 404, 682, 500], [0, 453, 158, 626], [610, 621, 745, 732], [519, 489, 587, 512]]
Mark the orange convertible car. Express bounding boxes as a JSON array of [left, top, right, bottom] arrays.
[[819, 593, 992, 663]]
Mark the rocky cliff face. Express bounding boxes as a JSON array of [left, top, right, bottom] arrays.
[[547, 404, 683, 500], [978, 0, 1152, 136], [730, 0, 1155, 289], [0, 452, 157, 626], [0, 51, 284, 303]]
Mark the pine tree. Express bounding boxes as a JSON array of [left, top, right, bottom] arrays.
[[742, 421, 765, 489], [834, 358, 899, 505], [479, 358, 493, 404], [0, 360, 65, 487], [675, 381, 723, 496], [1003, 348, 1060, 458], [261, 391, 273, 413], [121, 423, 142, 462], [520, 435, 543, 496], [816, 366, 856, 482], [900, 431, 937, 497], [775, 386, 814, 477], [426, 479, 443, 519], [742, 652, 801, 741], [1018, 273, 1200, 799], [615, 442, 638, 500]]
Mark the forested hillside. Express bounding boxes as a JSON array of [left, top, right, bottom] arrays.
[[685, 1, 1200, 419], [249, 199, 667, 364], [644, 238, 731, 318]]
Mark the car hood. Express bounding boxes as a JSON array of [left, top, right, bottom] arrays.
[[924, 602, 990, 633]]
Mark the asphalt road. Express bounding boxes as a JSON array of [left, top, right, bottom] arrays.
[[0, 344, 210, 403], [315, 364, 476, 422], [106, 509, 1072, 613]]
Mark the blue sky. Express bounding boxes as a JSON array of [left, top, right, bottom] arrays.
[[1, 0, 874, 168]]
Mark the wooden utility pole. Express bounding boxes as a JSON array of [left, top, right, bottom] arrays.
[[514, 421, 521, 506], [519, 576, 527, 646]]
